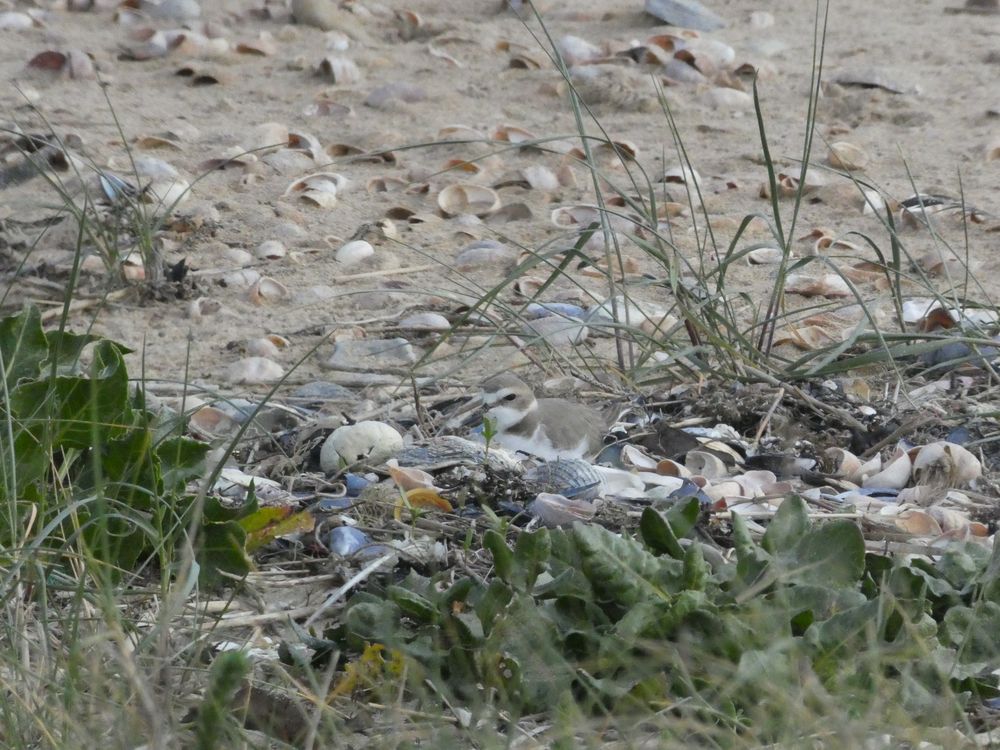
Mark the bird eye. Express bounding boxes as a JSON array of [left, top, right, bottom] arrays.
[[502, 393, 518, 402]]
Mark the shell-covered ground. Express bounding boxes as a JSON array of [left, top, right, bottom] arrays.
[[1, 0, 998, 398]]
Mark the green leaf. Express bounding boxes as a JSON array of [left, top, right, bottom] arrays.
[[0, 305, 47, 391], [640, 506, 683, 559], [731, 512, 770, 586], [198, 520, 251, 585], [241, 508, 315, 553], [158, 436, 209, 492], [484, 529, 514, 584], [762, 495, 810, 554], [682, 543, 710, 591], [513, 528, 551, 590], [42, 329, 100, 375], [783, 520, 865, 587], [573, 523, 681, 607], [9, 339, 132, 450], [388, 585, 439, 624], [664, 496, 701, 540]]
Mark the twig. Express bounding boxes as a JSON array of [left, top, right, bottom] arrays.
[[304, 553, 394, 627], [753, 386, 785, 444]]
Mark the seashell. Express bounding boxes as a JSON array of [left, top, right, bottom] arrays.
[[243, 335, 285, 358], [987, 137, 1000, 161], [662, 165, 701, 189], [327, 526, 371, 557], [189, 405, 240, 439], [454, 239, 516, 271], [656, 458, 693, 479], [492, 124, 537, 144], [529, 493, 596, 528], [620, 444, 659, 471], [860, 187, 887, 216], [385, 459, 439, 492], [747, 246, 785, 265], [521, 165, 560, 192], [222, 269, 261, 288], [827, 141, 869, 171], [703, 86, 752, 110], [889, 509, 942, 536], [284, 172, 348, 208], [557, 34, 603, 65], [686, 450, 728, 480], [825, 447, 863, 483], [335, 239, 374, 266], [785, 273, 851, 299], [398, 312, 451, 330], [662, 57, 708, 84], [524, 459, 604, 500], [911, 441, 981, 487], [255, 240, 286, 260], [437, 124, 486, 142], [143, 178, 190, 209], [320, 420, 403, 471], [862, 450, 912, 490], [524, 302, 587, 320], [236, 33, 277, 56], [317, 55, 361, 83], [287, 130, 325, 161], [437, 183, 501, 218], [226, 357, 285, 385], [248, 277, 290, 305], [523, 317, 589, 347], [188, 297, 221, 320], [0, 12, 35, 29], [644, 0, 725, 32]]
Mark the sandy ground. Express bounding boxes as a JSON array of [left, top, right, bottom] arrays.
[[1, 0, 998, 405]]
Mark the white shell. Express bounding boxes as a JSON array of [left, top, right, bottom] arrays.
[[320, 421, 403, 471], [662, 165, 701, 189], [454, 239, 516, 271], [686, 450, 728, 480], [911, 441, 981, 488], [284, 172, 349, 208], [226, 357, 285, 384], [828, 141, 869, 171], [317, 55, 361, 83], [255, 240, 287, 260], [747, 246, 784, 264], [335, 239, 374, 266], [248, 277, 290, 305], [399, 312, 451, 330], [862, 451, 912, 490], [437, 183, 501, 217], [703, 87, 752, 111]]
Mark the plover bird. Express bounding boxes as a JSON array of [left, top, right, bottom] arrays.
[[475, 373, 605, 461]]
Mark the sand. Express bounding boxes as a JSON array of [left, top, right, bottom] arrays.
[[1, 0, 998, 400]]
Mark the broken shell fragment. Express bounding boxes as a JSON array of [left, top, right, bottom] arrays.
[[437, 183, 501, 217], [747, 246, 785, 264], [827, 141, 869, 171], [862, 450, 912, 490]]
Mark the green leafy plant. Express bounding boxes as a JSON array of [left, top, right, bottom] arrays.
[[0, 304, 253, 585]]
